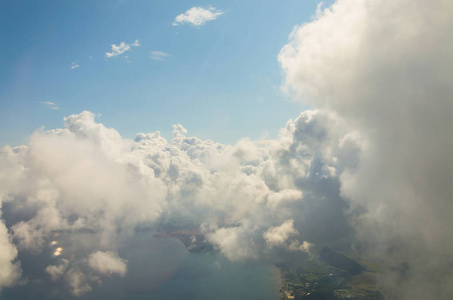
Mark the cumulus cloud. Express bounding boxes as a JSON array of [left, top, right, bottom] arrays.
[[45, 251, 126, 295], [290, 240, 313, 254], [1, 111, 165, 252], [207, 224, 261, 262], [279, 0, 453, 298], [105, 40, 140, 58], [66, 268, 92, 296], [88, 251, 127, 276], [0, 107, 357, 293], [0, 220, 21, 289], [173, 6, 223, 26], [46, 258, 69, 281], [263, 219, 298, 248]]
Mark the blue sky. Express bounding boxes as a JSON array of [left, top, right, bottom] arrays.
[[0, 0, 331, 147]]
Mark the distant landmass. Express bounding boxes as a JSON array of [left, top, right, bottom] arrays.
[[154, 227, 214, 253], [320, 248, 365, 275], [279, 248, 383, 299]]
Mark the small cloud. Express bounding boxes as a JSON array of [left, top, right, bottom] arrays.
[[150, 51, 170, 61], [214, 261, 221, 269], [105, 40, 140, 58], [173, 6, 223, 26], [88, 251, 127, 276], [70, 62, 80, 70], [39, 101, 60, 110]]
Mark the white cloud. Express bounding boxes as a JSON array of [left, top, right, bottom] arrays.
[[263, 219, 298, 248], [289, 240, 313, 254], [150, 51, 170, 61], [0, 108, 356, 290], [279, 0, 453, 298], [66, 268, 92, 296], [207, 224, 261, 262], [40, 101, 55, 105], [39, 101, 60, 110], [46, 259, 69, 281], [173, 6, 223, 26], [0, 220, 20, 289], [88, 251, 127, 276], [105, 40, 140, 58], [70, 62, 79, 70], [46, 252, 126, 295]]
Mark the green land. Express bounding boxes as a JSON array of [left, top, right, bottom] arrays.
[[279, 248, 385, 300]]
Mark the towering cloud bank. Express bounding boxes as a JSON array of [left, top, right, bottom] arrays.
[[1, 110, 358, 294], [0, 108, 362, 295], [279, 0, 453, 298]]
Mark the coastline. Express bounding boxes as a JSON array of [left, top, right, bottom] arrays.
[[276, 266, 285, 300]]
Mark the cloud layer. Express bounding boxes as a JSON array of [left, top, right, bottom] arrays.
[[0, 109, 354, 293]]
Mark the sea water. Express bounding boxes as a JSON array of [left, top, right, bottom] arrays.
[[1, 231, 281, 300]]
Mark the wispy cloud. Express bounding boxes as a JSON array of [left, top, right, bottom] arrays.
[[105, 40, 140, 58], [173, 6, 223, 26], [150, 51, 170, 61], [39, 101, 60, 110], [70, 62, 80, 70]]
